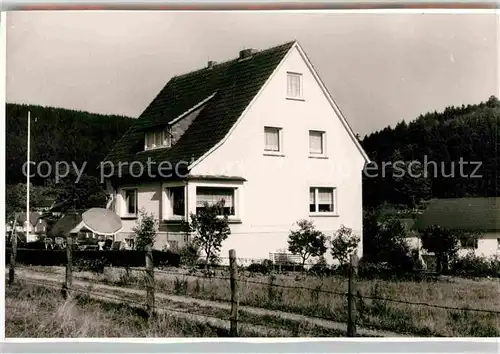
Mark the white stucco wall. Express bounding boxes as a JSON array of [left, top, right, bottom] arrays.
[[406, 232, 500, 259], [189, 46, 366, 265]]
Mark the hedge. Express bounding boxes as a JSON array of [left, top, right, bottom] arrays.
[[5, 248, 181, 268]]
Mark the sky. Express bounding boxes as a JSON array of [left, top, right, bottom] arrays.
[[6, 11, 498, 137]]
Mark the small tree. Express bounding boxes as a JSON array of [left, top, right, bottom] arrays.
[[288, 219, 327, 269], [189, 201, 231, 271], [133, 209, 158, 250], [420, 225, 463, 273], [330, 225, 360, 266]]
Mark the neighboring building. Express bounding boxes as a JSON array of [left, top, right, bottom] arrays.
[[50, 208, 122, 249], [35, 196, 56, 213], [413, 197, 500, 258], [6, 211, 48, 242], [102, 41, 369, 264]]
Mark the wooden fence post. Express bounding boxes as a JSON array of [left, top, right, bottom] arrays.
[[229, 249, 239, 337], [145, 244, 155, 318], [8, 216, 18, 286], [62, 235, 73, 299], [347, 254, 358, 337]]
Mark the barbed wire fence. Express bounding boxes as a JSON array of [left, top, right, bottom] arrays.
[[6, 240, 500, 337]]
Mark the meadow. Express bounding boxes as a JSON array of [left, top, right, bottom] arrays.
[[6, 265, 499, 337]]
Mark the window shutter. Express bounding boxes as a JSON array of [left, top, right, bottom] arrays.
[[196, 188, 234, 208], [265, 127, 280, 151], [309, 131, 323, 154], [318, 188, 333, 204]]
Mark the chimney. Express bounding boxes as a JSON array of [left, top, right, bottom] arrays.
[[207, 60, 216, 69], [239, 48, 257, 60]]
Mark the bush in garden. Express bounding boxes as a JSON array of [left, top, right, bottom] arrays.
[[450, 253, 500, 278], [288, 219, 327, 269], [133, 209, 158, 250], [188, 201, 231, 271], [330, 225, 360, 266]]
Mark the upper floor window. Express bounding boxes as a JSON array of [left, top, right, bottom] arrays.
[[287, 72, 302, 99], [145, 128, 171, 151], [309, 187, 335, 214], [264, 126, 282, 152], [196, 187, 235, 216], [309, 130, 326, 156]]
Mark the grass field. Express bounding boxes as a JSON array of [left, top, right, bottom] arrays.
[[6, 265, 500, 337]]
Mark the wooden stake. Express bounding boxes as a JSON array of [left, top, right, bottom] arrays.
[[62, 235, 73, 299], [229, 249, 239, 337], [8, 215, 18, 286], [145, 244, 155, 318], [347, 254, 358, 337]]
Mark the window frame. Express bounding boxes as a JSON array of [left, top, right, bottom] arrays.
[[309, 130, 327, 157], [122, 188, 138, 218], [144, 128, 172, 151], [196, 186, 237, 217], [309, 187, 337, 216], [165, 185, 186, 220], [263, 126, 284, 156], [286, 72, 303, 100]]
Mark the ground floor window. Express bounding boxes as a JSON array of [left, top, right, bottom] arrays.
[[196, 187, 235, 216], [123, 188, 138, 216], [309, 187, 335, 213], [167, 186, 185, 217], [125, 238, 135, 250]]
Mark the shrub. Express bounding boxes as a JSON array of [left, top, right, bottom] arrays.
[[133, 210, 158, 250], [449, 253, 500, 278], [357, 259, 431, 281], [288, 219, 327, 268], [308, 256, 332, 277], [178, 243, 200, 267], [420, 225, 461, 273], [188, 201, 231, 270], [247, 259, 273, 274], [362, 214, 416, 272], [74, 257, 108, 273], [330, 225, 360, 265], [4, 248, 181, 268]]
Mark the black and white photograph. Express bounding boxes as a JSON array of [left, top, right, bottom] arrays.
[[3, 10, 499, 338]]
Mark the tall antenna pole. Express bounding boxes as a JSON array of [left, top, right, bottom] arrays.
[[26, 111, 30, 241]]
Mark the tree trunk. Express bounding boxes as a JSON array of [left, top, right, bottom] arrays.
[[301, 258, 307, 274], [205, 248, 210, 272]]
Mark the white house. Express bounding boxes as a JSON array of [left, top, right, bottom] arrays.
[[412, 197, 500, 258], [6, 211, 48, 243], [102, 41, 369, 264]]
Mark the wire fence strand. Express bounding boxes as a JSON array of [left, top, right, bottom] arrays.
[[10, 266, 500, 317]]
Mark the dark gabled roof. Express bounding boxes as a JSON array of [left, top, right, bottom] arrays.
[[104, 41, 296, 177], [413, 197, 500, 232], [49, 211, 83, 237], [16, 212, 42, 226]]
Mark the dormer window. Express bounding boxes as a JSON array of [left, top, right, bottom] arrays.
[[145, 128, 172, 151]]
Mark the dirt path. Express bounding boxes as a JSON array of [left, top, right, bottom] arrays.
[[13, 269, 407, 337]]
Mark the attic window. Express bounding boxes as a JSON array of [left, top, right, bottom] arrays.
[[145, 128, 172, 151], [287, 72, 302, 99]]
